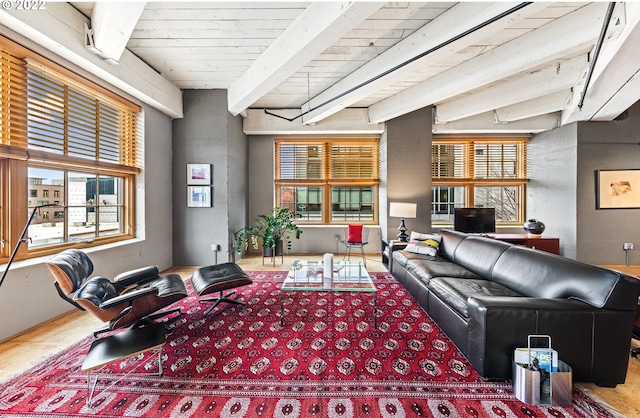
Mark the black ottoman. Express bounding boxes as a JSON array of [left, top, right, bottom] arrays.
[[190, 263, 253, 316]]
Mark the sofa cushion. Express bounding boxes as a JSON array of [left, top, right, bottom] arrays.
[[393, 250, 446, 269], [429, 277, 522, 318], [407, 259, 480, 282], [405, 231, 441, 256]]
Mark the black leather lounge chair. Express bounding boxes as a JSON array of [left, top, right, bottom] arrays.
[[46, 249, 187, 337]]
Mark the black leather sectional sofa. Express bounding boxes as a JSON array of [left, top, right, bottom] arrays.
[[390, 229, 640, 387]]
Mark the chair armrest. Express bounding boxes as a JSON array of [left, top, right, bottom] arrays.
[[99, 286, 158, 309], [114, 265, 159, 286]]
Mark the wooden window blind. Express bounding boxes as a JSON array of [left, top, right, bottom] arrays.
[[432, 139, 526, 181], [275, 138, 379, 224], [26, 65, 139, 168], [0, 36, 140, 261], [0, 49, 28, 153], [276, 140, 379, 182], [330, 142, 379, 180], [431, 138, 528, 225]]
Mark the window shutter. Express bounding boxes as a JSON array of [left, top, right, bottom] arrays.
[[330, 141, 379, 180], [0, 49, 28, 151], [26, 66, 139, 168], [474, 142, 522, 179], [432, 143, 467, 179], [276, 141, 323, 180]]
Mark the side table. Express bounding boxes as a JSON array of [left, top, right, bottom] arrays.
[[381, 239, 408, 271]]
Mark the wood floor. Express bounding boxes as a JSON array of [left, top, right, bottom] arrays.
[[0, 256, 638, 416]]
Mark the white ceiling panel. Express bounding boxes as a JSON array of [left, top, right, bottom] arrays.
[[62, 1, 640, 134]]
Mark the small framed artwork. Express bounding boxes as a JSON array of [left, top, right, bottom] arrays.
[[187, 163, 212, 185], [187, 186, 212, 207], [596, 169, 640, 209]]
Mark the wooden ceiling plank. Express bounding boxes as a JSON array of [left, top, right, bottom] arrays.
[[300, 2, 550, 125], [0, 2, 182, 118], [227, 2, 384, 116], [368, 2, 608, 124]]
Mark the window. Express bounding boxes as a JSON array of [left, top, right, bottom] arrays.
[[0, 37, 140, 262], [431, 138, 527, 226], [275, 139, 379, 224]]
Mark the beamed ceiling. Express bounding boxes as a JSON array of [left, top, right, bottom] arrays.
[[5, 2, 640, 135]]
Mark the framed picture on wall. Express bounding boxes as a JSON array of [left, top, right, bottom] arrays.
[[187, 186, 212, 207], [187, 163, 212, 185], [596, 169, 640, 209]]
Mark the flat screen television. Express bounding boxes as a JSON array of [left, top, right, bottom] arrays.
[[454, 208, 496, 234]]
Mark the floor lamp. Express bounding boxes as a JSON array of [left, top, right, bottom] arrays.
[[0, 204, 59, 289], [389, 202, 417, 242]]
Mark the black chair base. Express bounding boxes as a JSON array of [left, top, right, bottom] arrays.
[[200, 290, 245, 316]]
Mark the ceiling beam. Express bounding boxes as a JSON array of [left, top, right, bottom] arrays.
[[435, 55, 587, 123], [494, 90, 572, 123], [243, 108, 384, 136], [0, 3, 183, 118], [433, 112, 559, 135], [368, 2, 608, 124], [300, 2, 549, 124], [89, 2, 146, 64], [227, 2, 384, 116], [562, 2, 640, 124]]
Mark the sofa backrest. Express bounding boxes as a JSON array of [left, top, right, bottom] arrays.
[[452, 235, 512, 278], [491, 246, 640, 310], [438, 229, 469, 260]]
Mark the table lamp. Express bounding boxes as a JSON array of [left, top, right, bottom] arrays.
[[389, 202, 417, 242]]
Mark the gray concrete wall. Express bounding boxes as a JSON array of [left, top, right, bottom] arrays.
[[227, 110, 248, 261], [0, 105, 176, 341], [527, 101, 640, 264], [575, 103, 640, 265], [527, 123, 578, 258], [172, 90, 245, 266], [385, 107, 433, 240]]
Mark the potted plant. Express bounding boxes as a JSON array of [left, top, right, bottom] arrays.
[[235, 207, 303, 256]]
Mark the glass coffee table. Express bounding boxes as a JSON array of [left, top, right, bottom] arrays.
[[280, 259, 378, 328]]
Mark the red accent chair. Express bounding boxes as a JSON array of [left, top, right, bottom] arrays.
[[340, 225, 369, 266]]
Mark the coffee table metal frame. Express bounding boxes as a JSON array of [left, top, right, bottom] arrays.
[[280, 259, 378, 328]]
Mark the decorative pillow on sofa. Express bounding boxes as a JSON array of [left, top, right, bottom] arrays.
[[404, 231, 441, 256]]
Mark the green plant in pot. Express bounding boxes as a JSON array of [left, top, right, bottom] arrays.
[[235, 207, 303, 256]]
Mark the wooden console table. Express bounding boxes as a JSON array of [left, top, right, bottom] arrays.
[[488, 234, 560, 255]]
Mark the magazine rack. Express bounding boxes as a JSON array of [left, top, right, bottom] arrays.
[[512, 335, 572, 406]]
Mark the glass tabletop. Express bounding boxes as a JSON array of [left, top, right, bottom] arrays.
[[282, 259, 375, 293]]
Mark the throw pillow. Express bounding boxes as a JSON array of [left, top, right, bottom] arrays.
[[347, 225, 363, 243], [405, 231, 441, 256]]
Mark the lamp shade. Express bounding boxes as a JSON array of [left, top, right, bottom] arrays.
[[389, 202, 417, 218]]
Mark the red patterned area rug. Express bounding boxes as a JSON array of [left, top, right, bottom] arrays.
[[0, 271, 620, 417]]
